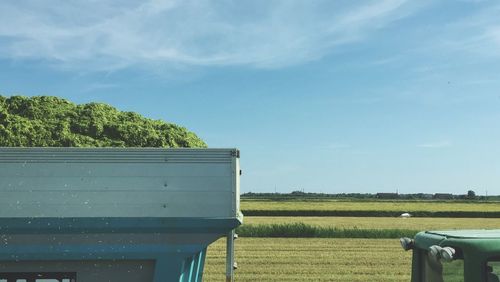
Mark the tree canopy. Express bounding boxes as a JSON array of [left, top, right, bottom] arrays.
[[0, 95, 207, 148]]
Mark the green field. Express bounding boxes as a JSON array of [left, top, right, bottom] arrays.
[[241, 199, 500, 212], [244, 216, 500, 230], [208, 200, 498, 280], [204, 238, 411, 281]]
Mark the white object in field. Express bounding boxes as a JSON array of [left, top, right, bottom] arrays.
[[400, 212, 412, 218]]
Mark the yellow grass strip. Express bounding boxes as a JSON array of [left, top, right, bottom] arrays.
[[242, 199, 500, 212], [205, 238, 411, 282]]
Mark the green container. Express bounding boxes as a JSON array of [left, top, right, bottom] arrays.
[[402, 229, 500, 282]]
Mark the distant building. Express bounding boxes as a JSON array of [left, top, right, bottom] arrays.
[[376, 192, 399, 199], [433, 193, 453, 200], [419, 193, 433, 199]]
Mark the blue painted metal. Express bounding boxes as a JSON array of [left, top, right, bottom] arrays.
[[0, 219, 240, 281], [180, 248, 206, 282], [0, 217, 242, 234]]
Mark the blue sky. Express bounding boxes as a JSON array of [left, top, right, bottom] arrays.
[[1, 0, 500, 194]]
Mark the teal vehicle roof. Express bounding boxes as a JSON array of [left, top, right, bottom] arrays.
[[426, 229, 500, 239], [414, 229, 500, 256]]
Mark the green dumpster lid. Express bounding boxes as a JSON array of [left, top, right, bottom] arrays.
[[426, 229, 500, 239]]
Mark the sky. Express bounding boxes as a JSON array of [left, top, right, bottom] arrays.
[[1, 0, 500, 195]]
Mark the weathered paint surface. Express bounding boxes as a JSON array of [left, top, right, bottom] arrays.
[[0, 148, 242, 282]]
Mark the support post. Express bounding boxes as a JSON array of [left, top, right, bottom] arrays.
[[226, 229, 235, 282]]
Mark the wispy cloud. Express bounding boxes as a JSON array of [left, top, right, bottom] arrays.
[[417, 141, 452, 148], [426, 3, 500, 59], [0, 0, 418, 71]]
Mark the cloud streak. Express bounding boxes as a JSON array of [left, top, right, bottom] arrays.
[[422, 3, 500, 60], [0, 0, 416, 71]]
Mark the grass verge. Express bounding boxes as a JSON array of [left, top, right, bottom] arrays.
[[236, 223, 418, 238]]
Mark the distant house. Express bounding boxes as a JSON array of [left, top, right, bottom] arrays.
[[433, 193, 453, 200], [376, 193, 399, 199]]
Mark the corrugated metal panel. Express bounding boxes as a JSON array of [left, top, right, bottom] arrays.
[[0, 163, 232, 177], [0, 148, 242, 281], [0, 147, 240, 218], [0, 190, 233, 217], [0, 176, 232, 191], [0, 148, 237, 163]]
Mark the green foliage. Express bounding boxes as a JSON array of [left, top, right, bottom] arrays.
[[0, 95, 207, 148], [467, 190, 476, 199], [236, 223, 417, 238]]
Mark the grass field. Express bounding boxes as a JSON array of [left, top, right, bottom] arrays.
[[241, 199, 500, 212], [244, 216, 500, 230], [204, 238, 411, 281], [208, 200, 497, 280]]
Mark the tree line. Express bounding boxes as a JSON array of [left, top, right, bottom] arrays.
[[242, 190, 498, 201]]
